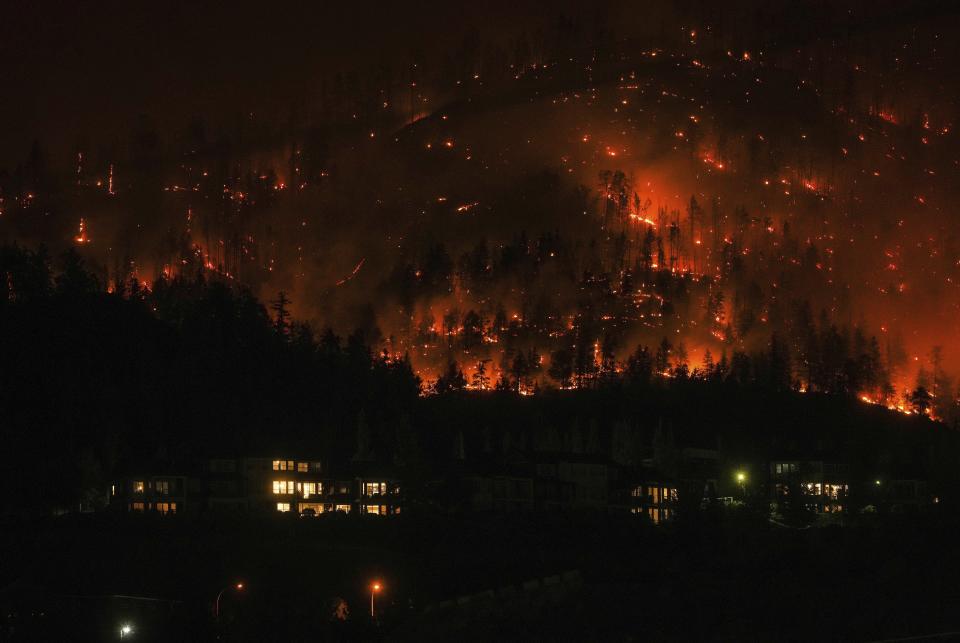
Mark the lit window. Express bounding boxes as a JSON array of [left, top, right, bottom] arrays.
[[364, 482, 386, 496], [134, 481, 145, 494], [272, 460, 282, 471], [155, 502, 176, 515], [156, 480, 170, 495], [630, 486, 642, 498], [297, 462, 308, 472], [272, 460, 295, 471], [272, 480, 295, 495], [365, 505, 383, 515], [303, 482, 317, 498], [335, 504, 352, 513], [276, 502, 291, 512], [299, 502, 324, 515], [111, 485, 116, 496], [131, 502, 145, 512]]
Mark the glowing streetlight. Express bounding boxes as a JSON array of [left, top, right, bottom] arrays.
[[215, 582, 245, 619], [370, 581, 382, 619], [875, 479, 882, 486], [734, 470, 747, 496], [119, 624, 133, 639]]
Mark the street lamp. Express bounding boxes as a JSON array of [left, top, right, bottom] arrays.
[[370, 581, 382, 619], [735, 471, 747, 497], [119, 624, 133, 639], [214, 583, 245, 619]]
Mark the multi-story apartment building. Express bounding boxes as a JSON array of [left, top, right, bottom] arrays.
[[769, 460, 850, 513], [111, 450, 715, 523], [112, 474, 188, 515], [112, 457, 402, 517]]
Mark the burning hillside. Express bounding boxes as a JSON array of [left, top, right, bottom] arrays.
[[2, 1, 960, 419]]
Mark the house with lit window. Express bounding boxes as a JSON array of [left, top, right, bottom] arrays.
[[612, 467, 678, 524], [249, 457, 327, 515], [260, 458, 401, 516], [769, 460, 849, 513], [111, 456, 402, 517], [112, 474, 188, 515]]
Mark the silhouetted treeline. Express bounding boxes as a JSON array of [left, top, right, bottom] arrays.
[[0, 244, 420, 518], [3, 242, 958, 521]]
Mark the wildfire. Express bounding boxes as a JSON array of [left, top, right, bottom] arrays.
[[75, 218, 90, 244]]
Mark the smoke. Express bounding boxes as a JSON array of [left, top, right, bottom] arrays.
[[3, 1, 960, 398]]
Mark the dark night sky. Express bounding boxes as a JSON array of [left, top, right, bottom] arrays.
[[0, 1, 574, 167]]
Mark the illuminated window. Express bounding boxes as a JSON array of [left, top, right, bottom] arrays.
[[824, 484, 848, 499], [365, 505, 384, 515], [155, 502, 177, 515], [651, 487, 661, 504], [297, 462, 308, 472], [111, 485, 116, 496], [276, 502, 291, 512], [130, 502, 145, 512], [630, 486, 642, 498], [299, 502, 324, 515], [272, 460, 295, 471], [156, 480, 170, 495], [363, 482, 386, 496], [335, 504, 352, 513], [272, 480, 295, 495], [303, 482, 319, 498], [134, 481, 145, 494]]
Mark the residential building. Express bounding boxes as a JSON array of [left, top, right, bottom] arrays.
[[113, 474, 188, 515], [769, 460, 849, 513]]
